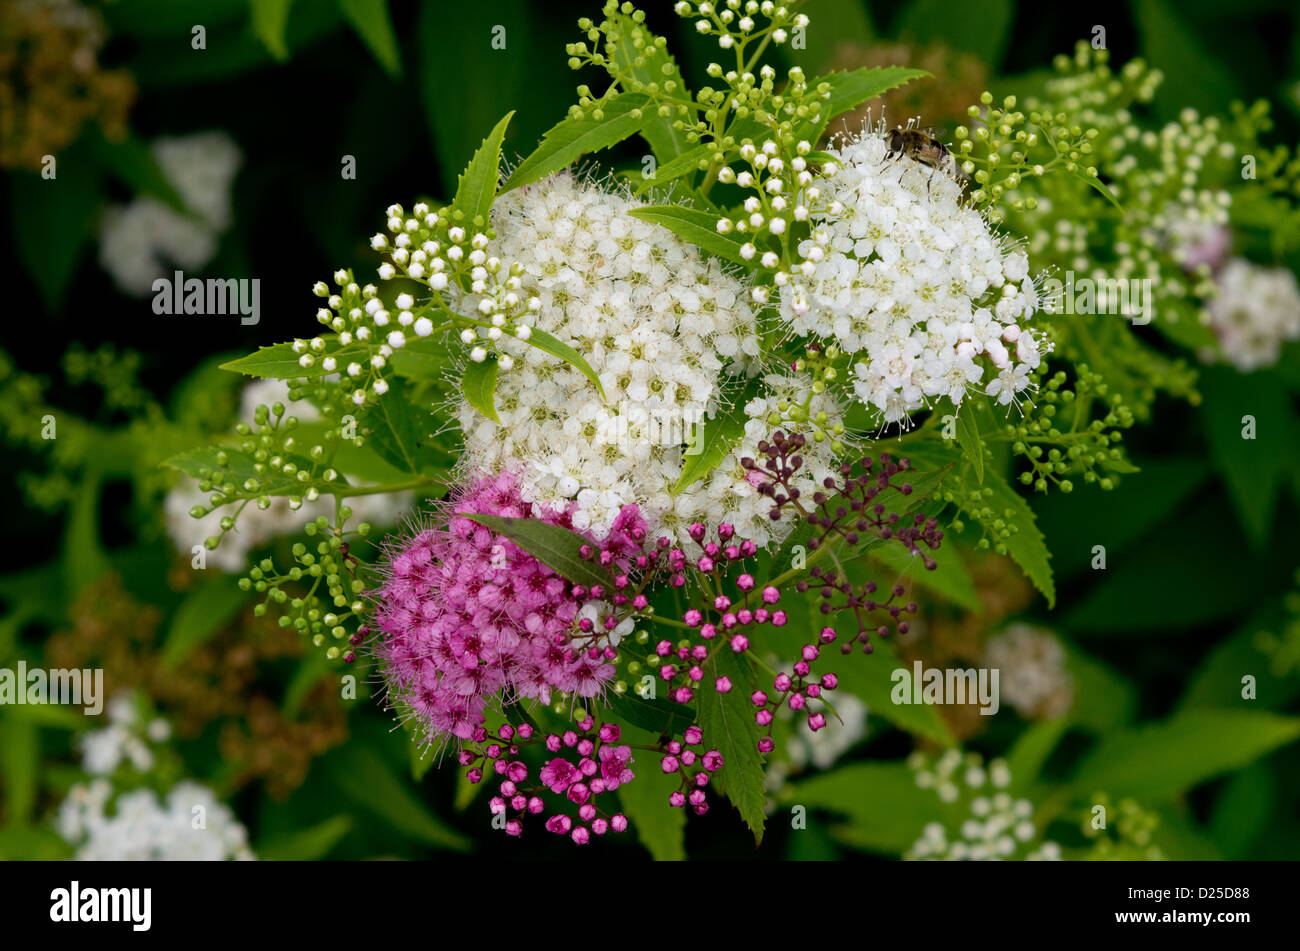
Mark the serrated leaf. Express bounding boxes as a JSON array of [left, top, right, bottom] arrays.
[[220, 343, 358, 380], [162, 575, 250, 669], [617, 724, 687, 860], [799, 66, 929, 141], [503, 92, 650, 192], [461, 356, 500, 423], [522, 328, 606, 400], [606, 687, 696, 737], [338, 0, 401, 76], [698, 650, 766, 844], [1069, 709, 1300, 802], [672, 391, 752, 494], [956, 402, 984, 485], [627, 204, 748, 265], [607, 13, 693, 162], [636, 144, 711, 194], [463, 514, 607, 589], [979, 466, 1055, 607], [453, 110, 514, 227], [360, 377, 454, 475]]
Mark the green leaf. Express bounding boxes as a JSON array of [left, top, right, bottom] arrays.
[[1062, 512, 1267, 635], [781, 761, 943, 854], [982, 466, 1056, 607], [895, 0, 1012, 65], [64, 466, 109, 595], [1200, 366, 1293, 548], [1063, 642, 1138, 733], [956, 402, 984, 485], [1034, 458, 1208, 578], [1005, 719, 1069, 796], [9, 161, 99, 313], [836, 635, 955, 746], [606, 688, 696, 737], [635, 144, 710, 194], [1134, 0, 1241, 119], [324, 746, 470, 850], [249, 0, 294, 61], [453, 110, 514, 228], [359, 377, 454, 475], [255, 815, 352, 860], [866, 542, 979, 612], [522, 328, 606, 400], [778, 0, 874, 72], [1208, 762, 1275, 859], [0, 824, 71, 860], [338, 0, 401, 76], [164, 445, 350, 498], [1069, 709, 1300, 802], [698, 649, 767, 844], [798, 66, 929, 141], [389, 335, 454, 381], [617, 725, 687, 860], [627, 204, 748, 265], [502, 92, 651, 192], [162, 575, 250, 669], [672, 392, 752, 494], [84, 128, 187, 213], [0, 718, 38, 823], [463, 514, 607, 589], [220, 343, 359, 380], [460, 356, 500, 423], [606, 13, 693, 162]]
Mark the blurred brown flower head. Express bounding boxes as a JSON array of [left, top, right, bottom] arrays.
[[46, 573, 348, 799], [0, 0, 136, 170], [824, 41, 988, 139]]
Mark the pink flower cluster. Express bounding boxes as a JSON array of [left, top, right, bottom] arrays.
[[464, 717, 633, 843], [751, 627, 840, 750], [373, 472, 643, 746]]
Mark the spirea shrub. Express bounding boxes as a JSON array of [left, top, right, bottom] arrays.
[[163, 0, 1300, 852]]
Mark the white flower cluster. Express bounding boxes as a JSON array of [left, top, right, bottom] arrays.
[[906, 750, 1061, 861], [456, 173, 767, 544], [1203, 258, 1300, 372], [779, 129, 1046, 423], [78, 692, 171, 777], [99, 131, 242, 296], [56, 780, 255, 861], [982, 623, 1075, 720], [165, 380, 410, 571], [56, 692, 254, 860], [786, 691, 868, 772]]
